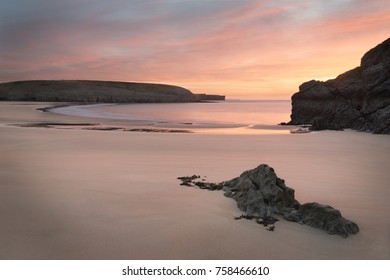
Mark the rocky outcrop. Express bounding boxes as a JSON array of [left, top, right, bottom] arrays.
[[288, 38, 390, 134], [180, 164, 359, 237], [0, 80, 198, 103], [222, 164, 299, 217], [194, 93, 226, 101], [222, 164, 359, 237], [284, 203, 359, 238]]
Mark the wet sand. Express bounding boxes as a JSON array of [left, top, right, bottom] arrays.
[[0, 102, 389, 259]]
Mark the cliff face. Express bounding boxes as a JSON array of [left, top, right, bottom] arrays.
[[194, 93, 226, 101], [0, 80, 198, 103], [288, 38, 390, 134]]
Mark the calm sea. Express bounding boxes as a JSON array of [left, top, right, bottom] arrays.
[[52, 100, 292, 127]]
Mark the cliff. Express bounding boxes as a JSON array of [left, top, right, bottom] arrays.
[[288, 38, 390, 134], [0, 80, 198, 103], [194, 93, 225, 101]]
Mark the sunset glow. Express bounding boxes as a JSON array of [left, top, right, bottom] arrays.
[[1, 0, 389, 99]]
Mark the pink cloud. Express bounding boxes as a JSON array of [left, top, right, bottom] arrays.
[[1, 0, 389, 99]]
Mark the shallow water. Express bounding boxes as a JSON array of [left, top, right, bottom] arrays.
[[52, 100, 292, 127]]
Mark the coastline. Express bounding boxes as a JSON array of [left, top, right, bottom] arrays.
[[0, 102, 389, 259], [44, 101, 295, 134]]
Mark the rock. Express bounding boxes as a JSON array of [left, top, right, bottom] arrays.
[[222, 164, 300, 217], [221, 164, 358, 237], [194, 93, 226, 101], [178, 164, 359, 237], [177, 175, 223, 190], [284, 202, 359, 237], [0, 80, 198, 103], [288, 38, 390, 134]]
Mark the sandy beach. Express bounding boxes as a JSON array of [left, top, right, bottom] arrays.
[[0, 102, 389, 260]]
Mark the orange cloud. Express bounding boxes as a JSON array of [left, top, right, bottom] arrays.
[[1, 0, 389, 99]]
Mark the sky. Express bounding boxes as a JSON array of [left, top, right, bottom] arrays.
[[0, 0, 389, 99]]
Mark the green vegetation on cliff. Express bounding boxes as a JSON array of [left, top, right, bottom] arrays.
[[0, 80, 198, 103]]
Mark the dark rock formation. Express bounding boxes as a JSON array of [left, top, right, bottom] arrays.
[[177, 175, 223, 190], [222, 164, 299, 217], [0, 80, 198, 103], [284, 203, 359, 238], [234, 214, 279, 231], [221, 164, 359, 237], [288, 38, 390, 134], [180, 164, 359, 237], [15, 122, 192, 133], [194, 93, 226, 101]]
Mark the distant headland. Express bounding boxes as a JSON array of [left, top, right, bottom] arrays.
[[288, 38, 390, 134], [0, 80, 225, 103]]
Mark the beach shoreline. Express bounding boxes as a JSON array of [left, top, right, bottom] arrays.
[[0, 101, 296, 134], [46, 101, 295, 134], [0, 102, 389, 259]]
